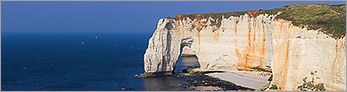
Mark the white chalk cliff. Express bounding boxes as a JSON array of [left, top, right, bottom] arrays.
[[143, 13, 346, 91]]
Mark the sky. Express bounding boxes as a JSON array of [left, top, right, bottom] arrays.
[[2, 1, 346, 34]]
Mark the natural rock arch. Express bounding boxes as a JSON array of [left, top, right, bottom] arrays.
[[143, 35, 196, 76], [143, 19, 198, 75]]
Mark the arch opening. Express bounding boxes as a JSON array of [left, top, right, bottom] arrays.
[[174, 37, 200, 73]]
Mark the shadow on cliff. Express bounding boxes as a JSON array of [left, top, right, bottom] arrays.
[[174, 55, 200, 73]]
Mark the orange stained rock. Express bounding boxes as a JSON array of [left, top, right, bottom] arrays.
[[175, 14, 183, 20], [235, 47, 243, 69], [214, 29, 220, 41], [236, 18, 271, 70], [332, 41, 337, 83], [259, 24, 266, 68], [251, 21, 257, 67], [236, 47, 249, 70], [245, 49, 251, 69], [196, 14, 204, 53], [235, 47, 242, 57], [174, 14, 205, 48], [248, 19, 252, 47], [234, 21, 238, 34], [236, 17, 266, 70], [241, 18, 253, 70], [196, 15, 203, 32], [278, 22, 291, 90], [247, 10, 260, 18], [198, 32, 201, 53]]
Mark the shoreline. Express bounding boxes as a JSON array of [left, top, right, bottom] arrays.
[[205, 71, 271, 90], [138, 56, 266, 91], [137, 71, 271, 91], [183, 72, 255, 91], [137, 72, 255, 91]]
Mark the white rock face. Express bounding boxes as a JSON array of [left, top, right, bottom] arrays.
[[270, 19, 346, 91], [143, 14, 345, 90], [144, 19, 181, 73]]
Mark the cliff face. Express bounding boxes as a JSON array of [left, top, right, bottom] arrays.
[[143, 12, 345, 90]]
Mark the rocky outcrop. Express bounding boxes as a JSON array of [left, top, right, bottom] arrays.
[[143, 13, 345, 91], [143, 19, 181, 74]]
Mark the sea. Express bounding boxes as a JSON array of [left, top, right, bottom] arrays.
[[1, 32, 196, 91]]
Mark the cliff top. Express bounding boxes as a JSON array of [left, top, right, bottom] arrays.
[[169, 4, 346, 38]]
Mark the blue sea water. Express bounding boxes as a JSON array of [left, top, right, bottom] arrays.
[[1, 32, 190, 91]]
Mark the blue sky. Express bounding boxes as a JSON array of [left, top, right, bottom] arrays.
[[2, 1, 345, 34]]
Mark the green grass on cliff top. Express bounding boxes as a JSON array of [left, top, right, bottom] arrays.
[[267, 4, 346, 38], [173, 4, 346, 38]]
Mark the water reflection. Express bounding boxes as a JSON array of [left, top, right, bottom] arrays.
[[142, 76, 192, 91], [142, 56, 200, 91]]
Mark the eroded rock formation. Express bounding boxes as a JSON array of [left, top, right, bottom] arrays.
[[143, 13, 346, 90]]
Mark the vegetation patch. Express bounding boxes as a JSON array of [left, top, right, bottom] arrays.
[[260, 75, 278, 91], [250, 67, 272, 73], [269, 84, 279, 90], [170, 4, 346, 38], [264, 4, 346, 38], [297, 77, 326, 91]]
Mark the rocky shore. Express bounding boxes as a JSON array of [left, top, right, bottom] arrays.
[[179, 72, 255, 91], [138, 72, 254, 91]]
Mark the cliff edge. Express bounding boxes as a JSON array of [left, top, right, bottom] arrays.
[[142, 4, 346, 91]]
